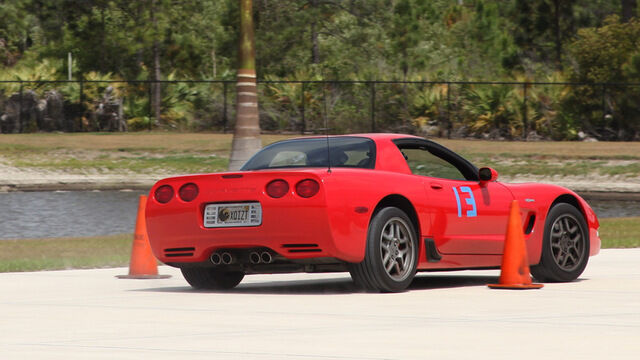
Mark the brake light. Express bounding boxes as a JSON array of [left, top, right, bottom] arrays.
[[155, 185, 174, 204], [296, 179, 320, 198], [266, 179, 289, 198], [178, 183, 199, 202]]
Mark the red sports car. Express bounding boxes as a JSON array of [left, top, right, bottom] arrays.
[[145, 133, 600, 292]]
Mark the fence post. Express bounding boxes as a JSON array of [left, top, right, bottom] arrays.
[[370, 81, 376, 132], [300, 82, 306, 134], [128, 81, 134, 130], [601, 83, 607, 125], [222, 81, 228, 133], [148, 81, 152, 131], [79, 78, 84, 132], [523, 82, 528, 139], [18, 81, 23, 133], [79, 78, 84, 108], [446, 82, 451, 139]]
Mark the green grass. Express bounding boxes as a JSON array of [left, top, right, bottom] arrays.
[[598, 217, 640, 248], [0, 217, 637, 273], [12, 154, 229, 174], [0, 234, 132, 272], [0, 132, 289, 175]]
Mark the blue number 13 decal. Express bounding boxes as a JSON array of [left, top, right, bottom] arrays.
[[453, 186, 477, 218]]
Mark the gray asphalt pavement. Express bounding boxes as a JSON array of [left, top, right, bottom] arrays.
[[1, 249, 639, 359]]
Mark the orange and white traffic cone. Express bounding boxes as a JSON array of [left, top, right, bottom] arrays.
[[488, 200, 543, 289], [117, 195, 171, 279]]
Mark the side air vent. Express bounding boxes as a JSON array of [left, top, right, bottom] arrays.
[[281, 244, 322, 253], [424, 238, 442, 263], [164, 247, 196, 257], [524, 214, 536, 235]]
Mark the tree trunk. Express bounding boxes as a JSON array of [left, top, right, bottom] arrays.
[[211, 49, 217, 78], [151, 0, 162, 125], [311, 21, 320, 64], [622, 0, 637, 22], [99, 7, 106, 73], [228, 0, 262, 171], [553, 0, 562, 71], [401, 49, 409, 128], [153, 40, 161, 124], [311, 0, 320, 64]]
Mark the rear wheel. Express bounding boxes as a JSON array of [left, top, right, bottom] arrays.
[[531, 203, 589, 282], [349, 207, 418, 292], [181, 267, 244, 289]]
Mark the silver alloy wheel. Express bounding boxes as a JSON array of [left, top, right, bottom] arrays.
[[379, 217, 415, 281], [549, 214, 585, 272]]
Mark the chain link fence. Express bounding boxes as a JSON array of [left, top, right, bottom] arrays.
[[1, 80, 639, 140]]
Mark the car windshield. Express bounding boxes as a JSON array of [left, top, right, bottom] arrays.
[[241, 137, 376, 171]]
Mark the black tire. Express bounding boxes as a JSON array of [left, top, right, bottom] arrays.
[[531, 203, 590, 282], [348, 207, 418, 292], [180, 267, 244, 289]]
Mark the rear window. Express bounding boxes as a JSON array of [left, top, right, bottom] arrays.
[[241, 137, 376, 171]]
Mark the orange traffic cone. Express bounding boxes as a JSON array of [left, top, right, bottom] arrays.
[[117, 195, 171, 279], [488, 200, 543, 289]]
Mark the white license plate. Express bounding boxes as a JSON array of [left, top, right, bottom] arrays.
[[203, 203, 262, 228]]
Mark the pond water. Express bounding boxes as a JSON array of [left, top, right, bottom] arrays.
[[0, 190, 638, 240], [0, 190, 147, 240]]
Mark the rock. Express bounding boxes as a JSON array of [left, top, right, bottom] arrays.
[[450, 125, 468, 139], [526, 130, 544, 141], [94, 86, 126, 131], [420, 124, 441, 137], [485, 128, 505, 141], [577, 131, 587, 140], [21, 90, 41, 132], [2, 93, 24, 133], [44, 90, 65, 131]]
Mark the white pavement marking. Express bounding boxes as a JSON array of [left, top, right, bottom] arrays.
[[1, 249, 639, 359]]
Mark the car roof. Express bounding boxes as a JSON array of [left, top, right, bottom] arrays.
[[291, 133, 422, 141]]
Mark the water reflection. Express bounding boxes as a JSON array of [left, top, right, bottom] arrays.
[[0, 190, 147, 240], [590, 199, 640, 219]]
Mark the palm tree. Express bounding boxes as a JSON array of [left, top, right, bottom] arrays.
[[228, 0, 261, 171]]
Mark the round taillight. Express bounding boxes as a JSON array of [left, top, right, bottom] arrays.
[[178, 183, 199, 202], [155, 185, 174, 204], [296, 179, 320, 198], [266, 179, 289, 198]]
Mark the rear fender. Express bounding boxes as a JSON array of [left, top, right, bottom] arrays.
[[321, 170, 428, 263]]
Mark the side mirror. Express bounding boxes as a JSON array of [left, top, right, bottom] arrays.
[[479, 167, 499, 184]]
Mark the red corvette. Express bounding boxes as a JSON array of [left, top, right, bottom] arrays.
[[145, 134, 600, 292]]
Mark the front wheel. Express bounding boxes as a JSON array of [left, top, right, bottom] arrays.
[[349, 207, 418, 292], [531, 203, 589, 282], [181, 267, 244, 289]]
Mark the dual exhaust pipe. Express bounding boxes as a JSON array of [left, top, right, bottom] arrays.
[[249, 251, 273, 265], [210, 252, 234, 265], [210, 251, 274, 265]]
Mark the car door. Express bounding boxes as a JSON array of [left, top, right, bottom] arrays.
[[394, 139, 514, 255]]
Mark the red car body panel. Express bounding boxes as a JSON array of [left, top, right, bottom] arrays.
[[145, 133, 600, 272]]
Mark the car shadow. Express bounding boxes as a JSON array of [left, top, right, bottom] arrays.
[[409, 274, 499, 290], [133, 274, 501, 295]]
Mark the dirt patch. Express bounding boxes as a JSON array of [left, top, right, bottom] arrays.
[[0, 162, 172, 192]]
